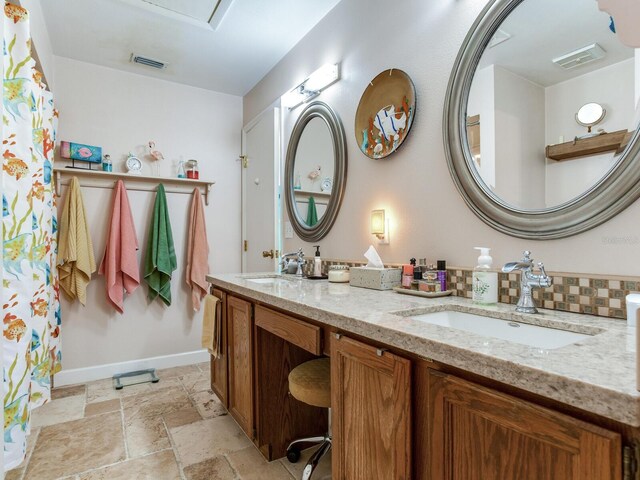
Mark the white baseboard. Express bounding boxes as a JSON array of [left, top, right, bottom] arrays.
[[54, 350, 210, 387]]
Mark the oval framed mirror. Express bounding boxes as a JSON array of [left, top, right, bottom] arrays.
[[285, 101, 347, 242], [444, 0, 640, 239]]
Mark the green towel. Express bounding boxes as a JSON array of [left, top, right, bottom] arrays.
[[306, 196, 318, 226], [144, 184, 177, 305]]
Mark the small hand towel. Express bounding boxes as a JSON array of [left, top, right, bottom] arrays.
[[185, 188, 209, 311], [58, 176, 96, 305], [306, 196, 318, 226], [144, 184, 177, 306], [99, 180, 140, 313], [202, 294, 220, 357]]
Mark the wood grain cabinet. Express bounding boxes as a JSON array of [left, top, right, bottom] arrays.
[[210, 288, 228, 407], [227, 295, 255, 438], [331, 335, 412, 480], [427, 369, 622, 480]]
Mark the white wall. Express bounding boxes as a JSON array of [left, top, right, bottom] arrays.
[[545, 59, 635, 206], [493, 66, 546, 209], [244, 0, 640, 276], [467, 64, 495, 189], [54, 56, 242, 370]]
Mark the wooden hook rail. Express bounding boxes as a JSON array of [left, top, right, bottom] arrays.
[[53, 167, 215, 205]]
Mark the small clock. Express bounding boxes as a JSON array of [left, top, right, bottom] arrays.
[[320, 177, 332, 192], [126, 153, 142, 175]]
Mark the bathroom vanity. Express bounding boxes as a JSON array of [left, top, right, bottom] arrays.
[[207, 273, 639, 479]]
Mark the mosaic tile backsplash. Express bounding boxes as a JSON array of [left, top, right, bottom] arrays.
[[304, 259, 640, 320]]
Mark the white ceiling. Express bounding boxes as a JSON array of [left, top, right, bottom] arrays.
[[40, 0, 342, 95], [478, 0, 634, 87]]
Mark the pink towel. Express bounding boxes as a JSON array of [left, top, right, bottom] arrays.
[[186, 188, 209, 311], [99, 180, 140, 313]]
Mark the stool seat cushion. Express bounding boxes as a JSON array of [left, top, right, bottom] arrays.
[[288, 358, 331, 408]]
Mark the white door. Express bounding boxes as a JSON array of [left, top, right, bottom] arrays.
[[241, 106, 281, 273]]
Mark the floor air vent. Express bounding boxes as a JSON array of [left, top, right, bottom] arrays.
[[130, 53, 167, 70]]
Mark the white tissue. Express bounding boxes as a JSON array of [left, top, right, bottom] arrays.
[[364, 245, 384, 268]]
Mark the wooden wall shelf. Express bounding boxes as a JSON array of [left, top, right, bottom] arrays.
[[546, 129, 629, 161], [53, 167, 215, 205]]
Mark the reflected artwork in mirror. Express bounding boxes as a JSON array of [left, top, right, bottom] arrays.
[[445, 0, 640, 238], [285, 102, 347, 242]]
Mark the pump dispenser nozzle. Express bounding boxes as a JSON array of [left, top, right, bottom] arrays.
[[474, 247, 492, 267]]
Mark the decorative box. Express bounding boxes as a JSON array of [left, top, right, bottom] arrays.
[[349, 267, 402, 291]]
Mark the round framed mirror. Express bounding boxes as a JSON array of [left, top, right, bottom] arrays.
[[444, 0, 640, 239], [575, 102, 606, 134], [285, 102, 347, 242]]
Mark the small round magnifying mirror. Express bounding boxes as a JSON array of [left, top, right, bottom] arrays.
[[575, 102, 606, 135]]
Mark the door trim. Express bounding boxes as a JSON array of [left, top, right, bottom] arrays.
[[241, 103, 282, 273]]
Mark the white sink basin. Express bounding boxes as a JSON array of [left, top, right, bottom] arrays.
[[409, 310, 591, 349], [247, 277, 281, 284], [243, 275, 297, 284]]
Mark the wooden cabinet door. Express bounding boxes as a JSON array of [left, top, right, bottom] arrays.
[[210, 288, 228, 407], [428, 370, 622, 480], [227, 295, 254, 438], [331, 335, 411, 480]]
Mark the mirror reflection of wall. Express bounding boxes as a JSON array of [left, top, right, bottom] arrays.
[[293, 117, 335, 225], [466, 0, 637, 210]]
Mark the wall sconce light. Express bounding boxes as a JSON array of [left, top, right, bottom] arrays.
[[370, 209, 389, 245], [281, 63, 340, 109]]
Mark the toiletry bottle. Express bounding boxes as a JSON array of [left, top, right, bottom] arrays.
[[410, 258, 419, 290], [402, 260, 414, 289], [437, 260, 447, 292], [313, 245, 322, 277], [472, 247, 498, 305]]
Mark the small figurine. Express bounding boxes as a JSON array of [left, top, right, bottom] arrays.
[[308, 165, 322, 182], [148, 141, 164, 161]]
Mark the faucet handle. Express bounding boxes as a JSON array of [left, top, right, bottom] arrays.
[[522, 250, 533, 264], [537, 262, 548, 276]]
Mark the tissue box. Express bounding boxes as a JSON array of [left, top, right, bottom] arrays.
[[350, 267, 402, 290]]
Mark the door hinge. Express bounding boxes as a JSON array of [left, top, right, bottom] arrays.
[[239, 155, 248, 168], [624, 444, 639, 480], [243, 240, 248, 252]]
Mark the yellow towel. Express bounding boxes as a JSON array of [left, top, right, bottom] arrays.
[[58, 177, 96, 305], [202, 294, 220, 358]]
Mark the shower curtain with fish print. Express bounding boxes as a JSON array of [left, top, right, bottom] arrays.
[[3, 3, 61, 470]]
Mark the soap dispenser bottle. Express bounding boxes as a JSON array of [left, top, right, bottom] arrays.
[[472, 247, 498, 305], [313, 245, 322, 277]]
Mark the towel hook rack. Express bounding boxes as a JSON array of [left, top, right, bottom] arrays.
[[53, 167, 215, 205]]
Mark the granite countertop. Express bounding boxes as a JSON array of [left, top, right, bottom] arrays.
[[207, 273, 639, 426]]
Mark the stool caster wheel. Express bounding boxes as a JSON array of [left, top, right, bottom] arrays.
[[286, 446, 301, 463]]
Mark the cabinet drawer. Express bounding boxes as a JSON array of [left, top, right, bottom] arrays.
[[255, 306, 321, 355]]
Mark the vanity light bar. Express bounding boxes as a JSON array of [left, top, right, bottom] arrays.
[[282, 63, 340, 109]]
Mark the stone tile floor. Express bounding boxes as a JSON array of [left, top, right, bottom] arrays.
[[7, 362, 331, 480]]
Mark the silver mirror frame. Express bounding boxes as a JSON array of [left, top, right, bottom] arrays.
[[444, 0, 640, 239], [285, 101, 347, 242]]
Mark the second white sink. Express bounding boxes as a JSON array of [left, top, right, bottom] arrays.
[[408, 310, 591, 350]]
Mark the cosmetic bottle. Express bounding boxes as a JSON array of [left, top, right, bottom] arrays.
[[313, 245, 322, 277], [472, 247, 498, 305], [402, 260, 414, 289], [437, 260, 447, 292]]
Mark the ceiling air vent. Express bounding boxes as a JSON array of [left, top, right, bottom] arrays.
[[130, 53, 167, 70], [552, 43, 606, 70]]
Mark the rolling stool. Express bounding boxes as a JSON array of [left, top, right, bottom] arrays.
[[286, 358, 331, 480]]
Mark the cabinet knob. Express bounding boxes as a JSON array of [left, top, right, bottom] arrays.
[[262, 249, 275, 258]]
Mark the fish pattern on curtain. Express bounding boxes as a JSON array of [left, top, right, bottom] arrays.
[[3, 3, 60, 470]]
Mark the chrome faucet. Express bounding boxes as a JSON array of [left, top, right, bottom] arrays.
[[502, 251, 552, 314], [279, 248, 306, 277]]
